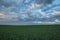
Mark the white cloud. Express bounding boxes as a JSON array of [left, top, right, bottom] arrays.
[[0, 13, 5, 18], [54, 19, 60, 22], [0, 12, 19, 21], [53, 11, 60, 16], [47, 4, 52, 8], [20, 13, 29, 20], [25, 0, 30, 3]]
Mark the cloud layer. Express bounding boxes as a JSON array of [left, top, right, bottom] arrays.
[[0, 0, 60, 24]]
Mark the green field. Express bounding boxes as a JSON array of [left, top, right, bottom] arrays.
[[0, 25, 60, 40]]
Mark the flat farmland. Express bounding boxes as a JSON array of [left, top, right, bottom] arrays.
[[0, 25, 60, 40]]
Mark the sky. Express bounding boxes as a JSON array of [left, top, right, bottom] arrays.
[[0, 0, 60, 25]]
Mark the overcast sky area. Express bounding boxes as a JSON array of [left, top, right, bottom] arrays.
[[0, 0, 60, 25]]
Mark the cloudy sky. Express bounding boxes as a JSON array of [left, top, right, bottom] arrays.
[[0, 0, 60, 25]]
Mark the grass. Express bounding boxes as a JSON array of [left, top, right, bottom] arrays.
[[0, 25, 60, 40]]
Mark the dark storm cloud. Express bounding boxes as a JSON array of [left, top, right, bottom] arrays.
[[35, 0, 54, 4], [35, 0, 44, 4], [0, 0, 10, 7], [45, 0, 54, 4], [0, 0, 17, 7]]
